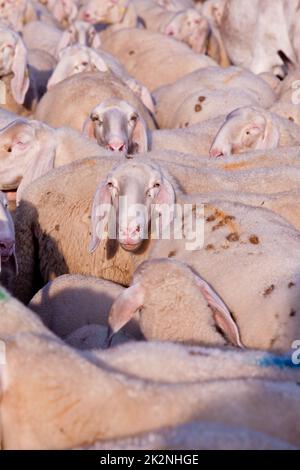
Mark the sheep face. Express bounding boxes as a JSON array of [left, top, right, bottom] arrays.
[[89, 161, 175, 253], [83, 99, 148, 154], [210, 106, 280, 157], [80, 0, 130, 25]]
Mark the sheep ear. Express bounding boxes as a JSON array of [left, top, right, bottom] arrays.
[[193, 273, 244, 348], [140, 85, 155, 113], [105, 283, 145, 347], [91, 33, 102, 49], [82, 116, 96, 140], [131, 116, 149, 153], [89, 182, 112, 253], [155, 176, 176, 206], [261, 117, 280, 150], [89, 50, 109, 72], [11, 38, 30, 105], [56, 30, 72, 54], [16, 138, 56, 205]]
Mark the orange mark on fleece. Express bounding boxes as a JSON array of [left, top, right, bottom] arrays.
[[221, 161, 250, 171]]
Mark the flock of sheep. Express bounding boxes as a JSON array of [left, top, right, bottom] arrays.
[[1, 0, 300, 451]]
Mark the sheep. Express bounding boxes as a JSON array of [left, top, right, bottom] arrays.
[[0, 191, 17, 290], [22, 20, 101, 59], [93, 341, 300, 385], [83, 98, 149, 153], [28, 274, 140, 340], [81, 422, 297, 450], [1, 292, 300, 449], [133, 0, 211, 54], [47, 45, 155, 112], [209, 106, 300, 157], [101, 27, 217, 91], [219, 0, 298, 75], [106, 253, 300, 352], [1, 329, 300, 448], [0, 25, 38, 115], [106, 258, 243, 348], [133, 0, 229, 66], [153, 67, 277, 128], [41, 0, 79, 28], [14, 157, 300, 352], [35, 71, 155, 131], [0, 118, 113, 204], [78, 0, 139, 32]]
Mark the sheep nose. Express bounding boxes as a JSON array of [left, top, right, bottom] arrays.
[[210, 148, 224, 158], [119, 225, 141, 242], [0, 239, 14, 257], [83, 11, 91, 21], [106, 142, 126, 152]]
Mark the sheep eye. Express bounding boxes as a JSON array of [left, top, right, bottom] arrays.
[[91, 114, 99, 122], [130, 114, 138, 122], [246, 131, 251, 135], [82, 62, 88, 67], [6, 146, 12, 153], [107, 181, 114, 188]]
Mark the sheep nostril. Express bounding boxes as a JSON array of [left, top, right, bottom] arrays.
[[118, 144, 125, 152], [210, 148, 224, 158]]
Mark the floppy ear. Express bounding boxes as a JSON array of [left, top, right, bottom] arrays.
[[105, 282, 145, 348], [89, 181, 112, 253], [89, 50, 109, 72], [261, 116, 280, 150], [140, 85, 155, 113], [131, 116, 149, 153], [82, 116, 96, 140], [16, 137, 56, 205], [154, 175, 176, 206], [193, 273, 244, 348], [47, 57, 74, 89], [56, 30, 73, 55], [11, 37, 30, 105], [91, 32, 102, 49]]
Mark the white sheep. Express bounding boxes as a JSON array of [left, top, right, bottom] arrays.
[[29, 273, 140, 340], [1, 292, 300, 449], [101, 27, 217, 91], [22, 20, 101, 59], [209, 106, 300, 157], [154, 67, 276, 128], [219, 0, 298, 75], [13, 158, 300, 353], [106, 253, 300, 352], [0, 118, 113, 204], [47, 45, 155, 112], [35, 71, 155, 131]]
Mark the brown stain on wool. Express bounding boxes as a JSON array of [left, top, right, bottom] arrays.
[[222, 161, 250, 171]]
